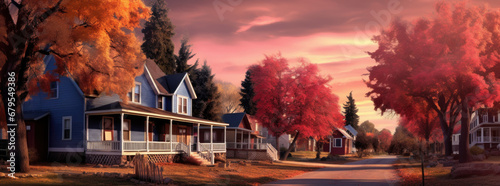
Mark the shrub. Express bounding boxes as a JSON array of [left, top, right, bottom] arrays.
[[470, 146, 485, 155]]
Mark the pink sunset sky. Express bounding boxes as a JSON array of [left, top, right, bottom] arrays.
[[155, 0, 500, 133]]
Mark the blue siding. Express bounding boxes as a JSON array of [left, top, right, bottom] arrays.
[[135, 74, 156, 108], [165, 96, 172, 112], [22, 55, 85, 149], [172, 80, 193, 116]]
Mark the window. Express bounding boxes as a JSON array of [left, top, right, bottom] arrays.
[[204, 131, 209, 141], [127, 82, 141, 103], [49, 81, 58, 99], [177, 96, 188, 114], [333, 138, 342, 147], [158, 96, 163, 109], [123, 119, 131, 141], [103, 117, 114, 141], [62, 116, 72, 140]]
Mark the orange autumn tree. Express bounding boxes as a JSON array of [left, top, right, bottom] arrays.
[[0, 0, 149, 172]]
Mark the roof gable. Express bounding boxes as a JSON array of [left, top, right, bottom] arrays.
[[144, 60, 197, 99], [222, 113, 246, 128]]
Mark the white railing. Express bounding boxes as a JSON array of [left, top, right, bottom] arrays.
[[213, 143, 226, 151], [123, 141, 147, 151], [148, 142, 173, 151], [226, 142, 236, 149], [266, 143, 279, 161], [175, 142, 189, 153], [199, 143, 226, 152], [87, 141, 120, 151]]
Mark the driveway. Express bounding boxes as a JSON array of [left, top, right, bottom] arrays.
[[263, 155, 399, 186]]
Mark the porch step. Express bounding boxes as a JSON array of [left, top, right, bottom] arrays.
[[189, 153, 211, 166]]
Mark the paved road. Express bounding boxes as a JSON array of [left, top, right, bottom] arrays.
[[264, 155, 399, 186]]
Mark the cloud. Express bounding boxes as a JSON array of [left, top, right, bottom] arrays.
[[236, 16, 284, 33]]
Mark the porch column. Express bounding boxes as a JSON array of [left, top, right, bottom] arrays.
[[234, 129, 237, 148], [120, 113, 124, 152], [248, 131, 251, 149], [146, 116, 149, 152], [197, 123, 200, 152], [224, 126, 227, 149], [240, 130, 243, 149], [210, 125, 214, 164], [481, 128, 484, 143], [85, 115, 89, 150], [170, 119, 173, 152], [329, 137, 332, 153]]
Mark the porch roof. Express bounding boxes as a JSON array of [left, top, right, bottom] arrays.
[[85, 101, 228, 126]]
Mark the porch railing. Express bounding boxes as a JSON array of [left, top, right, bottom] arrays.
[[124, 141, 147, 151], [87, 141, 120, 151], [199, 143, 226, 152]]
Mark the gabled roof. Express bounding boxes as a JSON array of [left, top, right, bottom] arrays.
[[335, 127, 354, 140], [345, 125, 358, 137], [144, 60, 197, 99], [222, 113, 246, 128], [86, 101, 227, 126]]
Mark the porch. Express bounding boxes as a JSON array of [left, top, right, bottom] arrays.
[[84, 102, 228, 164], [470, 126, 500, 150]]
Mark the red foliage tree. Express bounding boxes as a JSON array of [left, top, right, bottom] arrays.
[[400, 102, 440, 152], [251, 54, 343, 160], [366, 2, 500, 161], [378, 129, 393, 152]]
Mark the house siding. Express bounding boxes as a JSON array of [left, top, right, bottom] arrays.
[[172, 81, 193, 116], [22, 55, 85, 149]]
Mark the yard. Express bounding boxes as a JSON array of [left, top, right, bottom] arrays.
[[395, 156, 500, 186], [0, 160, 321, 185], [287, 151, 366, 164]]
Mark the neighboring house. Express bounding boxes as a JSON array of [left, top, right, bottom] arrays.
[[345, 125, 358, 153], [452, 107, 500, 154], [212, 113, 278, 161], [261, 128, 291, 150], [323, 127, 354, 155], [295, 137, 316, 151], [22, 56, 228, 165]]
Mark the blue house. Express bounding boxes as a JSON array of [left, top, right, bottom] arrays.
[[22, 57, 228, 165]]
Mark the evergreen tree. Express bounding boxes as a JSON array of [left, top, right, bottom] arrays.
[[239, 65, 258, 115], [343, 91, 359, 129], [141, 0, 176, 74], [192, 61, 222, 121], [175, 37, 198, 74]]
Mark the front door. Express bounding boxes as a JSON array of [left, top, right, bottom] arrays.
[[148, 122, 154, 141], [178, 128, 187, 144]]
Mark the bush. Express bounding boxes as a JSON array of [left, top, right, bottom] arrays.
[[470, 146, 485, 155]]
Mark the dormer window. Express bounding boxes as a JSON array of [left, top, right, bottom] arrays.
[[157, 96, 163, 109], [127, 82, 141, 103], [177, 96, 188, 114], [49, 81, 58, 99]]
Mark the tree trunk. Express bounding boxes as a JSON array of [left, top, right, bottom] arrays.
[[2, 92, 30, 173], [459, 98, 472, 163], [275, 135, 280, 159], [315, 140, 323, 159], [438, 115, 453, 156], [282, 131, 300, 160]]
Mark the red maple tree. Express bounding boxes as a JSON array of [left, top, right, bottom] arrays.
[[366, 2, 500, 161], [251, 54, 343, 160], [378, 129, 393, 152]]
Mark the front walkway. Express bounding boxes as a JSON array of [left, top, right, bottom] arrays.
[[264, 155, 399, 186]]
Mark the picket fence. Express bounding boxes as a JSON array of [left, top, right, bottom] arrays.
[[134, 154, 165, 184]]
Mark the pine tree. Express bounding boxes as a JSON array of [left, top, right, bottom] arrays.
[[343, 91, 359, 129], [239, 66, 258, 115], [175, 37, 198, 74], [141, 0, 176, 74], [192, 61, 222, 121]]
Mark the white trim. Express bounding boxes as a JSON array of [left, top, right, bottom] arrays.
[[173, 74, 198, 99], [49, 147, 84, 152], [85, 109, 229, 126], [157, 95, 163, 110], [33, 112, 50, 121], [333, 138, 342, 148], [62, 116, 72, 140], [123, 119, 131, 141], [143, 65, 161, 95]]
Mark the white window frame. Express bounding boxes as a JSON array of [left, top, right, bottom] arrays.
[[177, 96, 188, 115], [62, 116, 72, 140], [204, 131, 210, 141], [102, 116, 114, 141], [333, 138, 342, 148], [49, 81, 59, 99], [128, 82, 141, 104]]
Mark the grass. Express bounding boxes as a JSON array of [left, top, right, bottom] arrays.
[[0, 174, 135, 185], [158, 161, 321, 185], [395, 156, 500, 186]]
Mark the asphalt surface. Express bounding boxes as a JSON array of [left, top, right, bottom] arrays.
[[263, 155, 399, 186]]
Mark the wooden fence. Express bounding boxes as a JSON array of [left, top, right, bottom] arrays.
[[134, 154, 165, 184]]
